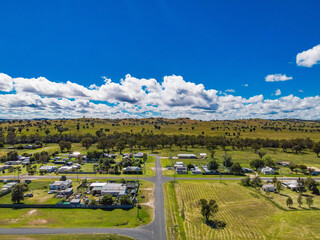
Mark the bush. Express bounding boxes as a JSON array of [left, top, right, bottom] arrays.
[[119, 195, 132, 205], [100, 194, 114, 205]]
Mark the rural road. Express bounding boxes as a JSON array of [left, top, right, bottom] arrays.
[[1, 157, 320, 240], [0, 156, 168, 240]]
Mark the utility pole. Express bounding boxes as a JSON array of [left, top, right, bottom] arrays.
[[137, 200, 140, 219]]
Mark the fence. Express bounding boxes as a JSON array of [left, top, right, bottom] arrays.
[[0, 203, 133, 210]]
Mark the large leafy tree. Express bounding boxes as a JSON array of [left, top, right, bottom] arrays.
[[11, 184, 24, 204], [199, 199, 219, 223]]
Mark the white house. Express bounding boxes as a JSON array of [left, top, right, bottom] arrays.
[[176, 165, 187, 174], [58, 166, 73, 173], [1, 182, 17, 192], [199, 153, 207, 158], [262, 184, 276, 192], [191, 166, 202, 174], [101, 183, 127, 196], [261, 166, 275, 175], [122, 166, 142, 174], [178, 154, 197, 159], [39, 166, 57, 173], [69, 152, 81, 158], [49, 179, 72, 190]]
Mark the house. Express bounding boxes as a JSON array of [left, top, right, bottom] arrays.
[[22, 159, 30, 165], [101, 183, 127, 196], [190, 166, 202, 174], [1, 182, 17, 192], [70, 199, 81, 205], [201, 165, 211, 174], [5, 161, 22, 166], [69, 152, 81, 158], [262, 184, 276, 192], [277, 161, 291, 167], [104, 153, 117, 158], [89, 182, 107, 194], [57, 188, 73, 198], [24, 145, 33, 149], [178, 154, 197, 159], [58, 166, 73, 173], [242, 167, 253, 173], [133, 152, 144, 158], [199, 153, 207, 158], [176, 165, 187, 174], [282, 180, 305, 192], [123, 166, 142, 174], [261, 166, 275, 175], [54, 160, 66, 164], [39, 166, 57, 173], [49, 179, 72, 190]]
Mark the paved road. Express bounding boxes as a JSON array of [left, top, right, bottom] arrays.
[[1, 158, 320, 240], [0, 156, 167, 240]]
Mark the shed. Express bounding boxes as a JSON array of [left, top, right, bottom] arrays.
[[70, 199, 81, 205], [262, 184, 276, 192]]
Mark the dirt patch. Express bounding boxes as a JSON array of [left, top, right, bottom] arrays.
[[140, 188, 153, 190], [8, 218, 22, 224], [28, 219, 48, 225], [27, 209, 38, 216], [140, 191, 155, 208]]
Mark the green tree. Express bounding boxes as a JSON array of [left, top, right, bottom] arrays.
[[119, 195, 132, 205], [241, 176, 251, 186], [199, 199, 219, 223], [6, 130, 16, 146], [306, 196, 313, 208], [100, 194, 114, 205], [208, 160, 219, 171], [297, 194, 303, 208], [222, 153, 233, 168], [250, 159, 265, 170], [11, 184, 24, 204], [60, 175, 67, 181], [257, 150, 266, 159], [286, 197, 293, 208], [276, 181, 282, 192], [313, 142, 320, 157], [81, 137, 93, 150], [251, 176, 262, 189], [230, 163, 244, 175]]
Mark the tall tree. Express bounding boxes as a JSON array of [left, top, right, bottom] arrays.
[[199, 199, 219, 223], [11, 184, 24, 204]]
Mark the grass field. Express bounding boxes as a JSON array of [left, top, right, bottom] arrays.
[[0, 179, 154, 228], [0, 234, 134, 240], [164, 180, 320, 240], [4, 118, 320, 140]]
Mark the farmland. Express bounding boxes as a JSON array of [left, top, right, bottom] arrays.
[[164, 180, 320, 240]]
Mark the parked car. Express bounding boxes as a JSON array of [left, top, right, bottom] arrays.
[[24, 193, 33, 197]]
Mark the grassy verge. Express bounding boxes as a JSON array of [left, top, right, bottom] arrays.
[[0, 234, 134, 240]]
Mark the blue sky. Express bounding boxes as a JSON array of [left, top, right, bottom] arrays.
[[0, 1, 319, 119]]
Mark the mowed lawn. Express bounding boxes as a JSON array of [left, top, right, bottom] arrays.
[[0, 234, 133, 240], [164, 180, 320, 240], [0, 179, 154, 228]]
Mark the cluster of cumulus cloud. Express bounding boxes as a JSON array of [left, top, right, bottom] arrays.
[[0, 71, 320, 120], [0, 43, 319, 120]]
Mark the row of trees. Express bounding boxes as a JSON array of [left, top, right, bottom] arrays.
[[2, 129, 320, 157]]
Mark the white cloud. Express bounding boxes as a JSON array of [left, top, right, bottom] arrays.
[[265, 74, 293, 82], [298, 89, 304, 93], [243, 83, 248, 87], [1, 72, 320, 120], [296, 44, 320, 67], [225, 89, 235, 93], [275, 89, 281, 96], [0, 73, 14, 92]]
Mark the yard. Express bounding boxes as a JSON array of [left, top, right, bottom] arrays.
[[0, 234, 133, 240], [0, 178, 154, 228], [164, 180, 320, 240]]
